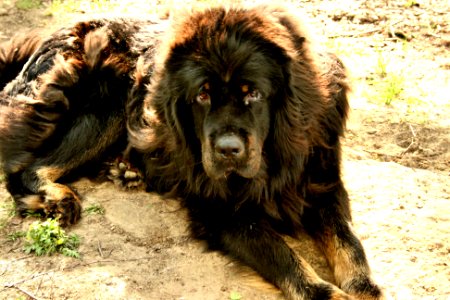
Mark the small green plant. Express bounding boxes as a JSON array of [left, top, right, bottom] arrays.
[[230, 291, 242, 300], [375, 50, 388, 78], [23, 219, 81, 258], [7, 231, 26, 242], [404, 0, 418, 7], [369, 48, 406, 105], [16, 0, 42, 10], [46, 0, 117, 15], [381, 73, 405, 105], [83, 203, 105, 215], [23, 209, 43, 218], [46, 0, 80, 14]]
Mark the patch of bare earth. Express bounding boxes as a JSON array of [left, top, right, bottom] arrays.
[[1, 1, 449, 299]]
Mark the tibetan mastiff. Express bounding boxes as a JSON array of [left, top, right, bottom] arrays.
[[0, 5, 384, 300]]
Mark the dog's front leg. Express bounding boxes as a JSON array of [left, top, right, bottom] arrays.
[[302, 186, 385, 300], [219, 221, 351, 300]]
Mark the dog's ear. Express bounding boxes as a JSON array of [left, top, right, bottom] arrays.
[[164, 89, 191, 149], [126, 57, 182, 155], [268, 11, 350, 198], [137, 63, 194, 155], [269, 29, 330, 170]]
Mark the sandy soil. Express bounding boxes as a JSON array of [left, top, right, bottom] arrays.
[[0, 1, 449, 299]]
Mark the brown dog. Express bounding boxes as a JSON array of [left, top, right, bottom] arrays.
[[0, 5, 384, 300]]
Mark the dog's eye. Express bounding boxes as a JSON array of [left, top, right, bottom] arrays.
[[241, 84, 261, 105], [196, 83, 211, 105]]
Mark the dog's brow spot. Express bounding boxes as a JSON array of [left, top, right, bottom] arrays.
[[203, 82, 210, 90], [241, 84, 249, 93]]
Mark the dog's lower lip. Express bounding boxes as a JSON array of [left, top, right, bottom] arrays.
[[224, 168, 234, 177], [220, 165, 240, 177], [226, 166, 235, 172]]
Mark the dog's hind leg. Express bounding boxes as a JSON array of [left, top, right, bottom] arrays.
[[1, 23, 135, 225], [1, 64, 129, 224], [2, 69, 128, 224], [5, 113, 126, 226]]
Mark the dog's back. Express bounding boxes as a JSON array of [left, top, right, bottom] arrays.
[[0, 34, 42, 91], [0, 19, 165, 225]]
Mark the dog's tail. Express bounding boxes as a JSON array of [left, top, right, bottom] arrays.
[[0, 33, 42, 91]]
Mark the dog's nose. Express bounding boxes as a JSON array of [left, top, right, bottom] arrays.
[[215, 135, 245, 159]]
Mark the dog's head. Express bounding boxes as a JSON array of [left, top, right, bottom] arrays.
[[146, 6, 335, 182], [190, 72, 273, 180]]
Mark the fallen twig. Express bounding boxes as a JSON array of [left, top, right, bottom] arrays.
[[65, 256, 155, 270], [329, 20, 403, 39], [3, 271, 55, 289], [11, 284, 43, 300], [0, 265, 8, 277], [329, 27, 381, 38], [97, 240, 104, 258], [35, 275, 44, 297]]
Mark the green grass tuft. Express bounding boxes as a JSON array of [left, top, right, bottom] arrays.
[[83, 203, 105, 215], [7, 231, 26, 242], [380, 73, 405, 105], [16, 0, 42, 10], [46, 0, 118, 15], [23, 218, 81, 258], [375, 49, 388, 78], [230, 291, 242, 300]]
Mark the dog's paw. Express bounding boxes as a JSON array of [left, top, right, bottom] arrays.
[[16, 183, 82, 226], [41, 183, 82, 226], [323, 284, 354, 300], [283, 281, 353, 300], [342, 277, 385, 300], [107, 158, 146, 190]]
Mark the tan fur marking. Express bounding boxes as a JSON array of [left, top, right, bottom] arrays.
[[40, 183, 77, 201], [21, 195, 45, 210], [84, 27, 110, 68], [334, 245, 367, 286], [319, 226, 385, 299], [36, 166, 65, 182], [279, 255, 352, 300]]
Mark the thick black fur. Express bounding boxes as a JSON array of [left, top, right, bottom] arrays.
[[0, 5, 384, 300]]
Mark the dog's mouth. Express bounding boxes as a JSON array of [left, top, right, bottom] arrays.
[[220, 162, 248, 178], [207, 162, 259, 180]]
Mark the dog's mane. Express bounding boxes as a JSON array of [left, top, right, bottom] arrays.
[[126, 6, 349, 231]]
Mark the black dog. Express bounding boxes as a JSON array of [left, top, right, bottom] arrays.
[[0, 5, 384, 300]]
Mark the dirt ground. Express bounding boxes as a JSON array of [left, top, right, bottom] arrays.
[[0, 1, 449, 299]]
